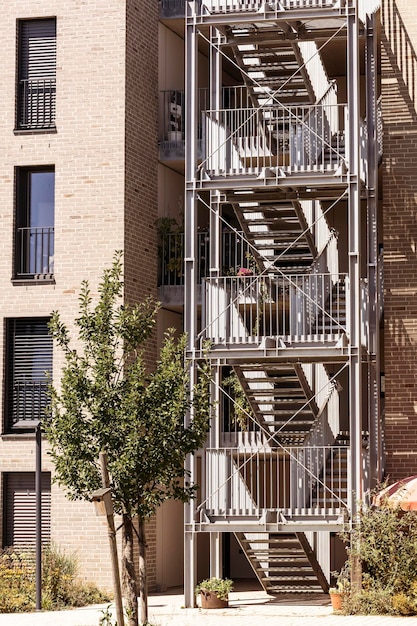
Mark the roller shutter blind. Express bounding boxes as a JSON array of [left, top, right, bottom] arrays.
[[6, 318, 53, 431], [17, 18, 56, 129], [4, 472, 51, 546]]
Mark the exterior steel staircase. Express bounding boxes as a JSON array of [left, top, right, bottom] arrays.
[[233, 364, 319, 445], [235, 531, 329, 593]]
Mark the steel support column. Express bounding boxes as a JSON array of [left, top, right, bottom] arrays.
[[347, 0, 363, 589], [184, 0, 199, 608], [366, 11, 381, 488], [210, 532, 223, 579]]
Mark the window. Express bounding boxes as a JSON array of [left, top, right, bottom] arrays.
[[5, 318, 53, 432], [16, 18, 56, 130], [15, 167, 55, 279], [3, 472, 51, 546]]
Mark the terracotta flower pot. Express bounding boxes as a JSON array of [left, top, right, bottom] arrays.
[[330, 592, 343, 611], [200, 590, 228, 609]]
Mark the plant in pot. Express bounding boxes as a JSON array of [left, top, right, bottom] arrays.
[[195, 577, 234, 609], [329, 563, 350, 611], [329, 586, 343, 611]]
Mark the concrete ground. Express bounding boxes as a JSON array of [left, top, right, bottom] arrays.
[[0, 587, 416, 626]]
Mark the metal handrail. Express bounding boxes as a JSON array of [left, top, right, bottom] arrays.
[[17, 78, 56, 130], [16, 227, 54, 277]]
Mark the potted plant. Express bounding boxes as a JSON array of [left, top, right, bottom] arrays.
[[195, 577, 233, 609], [329, 563, 350, 611], [329, 586, 343, 611]]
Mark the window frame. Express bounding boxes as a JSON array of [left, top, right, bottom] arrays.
[[14, 165, 55, 280], [15, 17, 57, 132], [4, 317, 53, 434]]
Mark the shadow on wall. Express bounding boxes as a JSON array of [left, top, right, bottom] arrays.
[[382, 0, 417, 477]]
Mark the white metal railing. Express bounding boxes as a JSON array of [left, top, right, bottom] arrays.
[[202, 273, 347, 345], [199, 444, 349, 518], [203, 104, 346, 177], [201, 0, 344, 13]]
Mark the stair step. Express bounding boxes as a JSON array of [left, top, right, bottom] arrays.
[[267, 586, 323, 594]]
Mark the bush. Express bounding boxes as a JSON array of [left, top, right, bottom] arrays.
[[0, 544, 111, 612], [339, 495, 417, 615], [0, 549, 35, 612]]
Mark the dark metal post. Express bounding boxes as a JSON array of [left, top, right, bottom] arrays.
[[35, 422, 42, 611]]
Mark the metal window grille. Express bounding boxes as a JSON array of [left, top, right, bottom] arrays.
[[6, 318, 53, 431]]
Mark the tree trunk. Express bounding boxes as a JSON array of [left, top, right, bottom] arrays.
[[122, 514, 138, 626], [138, 516, 148, 625]]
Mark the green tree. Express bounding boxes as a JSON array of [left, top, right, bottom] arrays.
[[44, 252, 211, 626]]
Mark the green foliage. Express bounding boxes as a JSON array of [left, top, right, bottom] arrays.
[[0, 549, 35, 612], [195, 577, 234, 601], [0, 545, 110, 613], [45, 251, 211, 520], [223, 370, 253, 431], [339, 496, 417, 615]]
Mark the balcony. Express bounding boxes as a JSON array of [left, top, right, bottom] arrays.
[[202, 103, 347, 183], [16, 79, 56, 131], [15, 227, 54, 279], [159, 229, 252, 286], [200, 0, 344, 12], [202, 273, 348, 351], [159, 0, 186, 18], [198, 443, 350, 526], [159, 87, 252, 162]]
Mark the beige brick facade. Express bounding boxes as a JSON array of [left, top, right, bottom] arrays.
[[0, 0, 158, 591], [382, 0, 417, 479]]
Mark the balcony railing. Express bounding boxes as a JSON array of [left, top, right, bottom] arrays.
[[159, 0, 186, 18], [159, 86, 252, 144], [16, 227, 54, 278], [203, 103, 346, 178], [200, 0, 344, 14], [9, 381, 49, 429], [202, 273, 347, 345], [17, 79, 56, 130], [159, 230, 251, 286], [198, 444, 349, 520]]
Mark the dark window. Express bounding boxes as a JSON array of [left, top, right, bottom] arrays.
[[3, 472, 51, 546], [16, 18, 56, 130], [5, 318, 53, 432], [15, 167, 55, 278]]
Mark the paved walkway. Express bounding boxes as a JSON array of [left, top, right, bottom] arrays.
[[0, 588, 416, 626]]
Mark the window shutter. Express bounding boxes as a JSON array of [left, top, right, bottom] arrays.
[[7, 318, 53, 430], [17, 19, 56, 129], [5, 472, 51, 546]]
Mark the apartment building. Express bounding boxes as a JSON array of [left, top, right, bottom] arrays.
[[0, 0, 415, 603], [0, 1, 159, 590]]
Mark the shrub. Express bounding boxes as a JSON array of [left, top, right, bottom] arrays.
[[339, 494, 417, 615], [0, 549, 35, 612], [0, 544, 111, 612]]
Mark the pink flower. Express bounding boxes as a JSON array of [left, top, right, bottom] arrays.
[[237, 267, 253, 276]]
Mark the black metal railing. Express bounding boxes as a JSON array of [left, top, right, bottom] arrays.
[[159, 230, 252, 286], [17, 78, 56, 130], [16, 227, 54, 277], [159, 0, 187, 18], [9, 381, 49, 429]]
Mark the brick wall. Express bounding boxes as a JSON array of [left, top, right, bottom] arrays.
[[382, 0, 417, 478], [0, 0, 159, 591]]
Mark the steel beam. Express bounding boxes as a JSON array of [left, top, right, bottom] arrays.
[[366, 11, 381, 488], [184, 0, 199, 608]]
